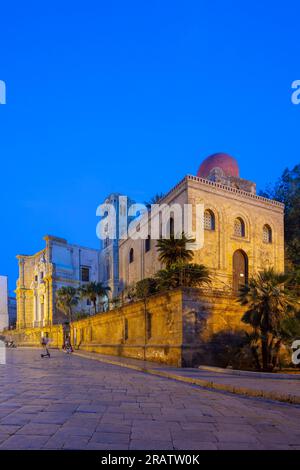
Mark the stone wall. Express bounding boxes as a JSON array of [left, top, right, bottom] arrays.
[[3, 324, 64, 349], [70, 288, 247, 367], [71, 289, 184, 366], [181, 288, 249, 366], [4, 289, 248, 367]]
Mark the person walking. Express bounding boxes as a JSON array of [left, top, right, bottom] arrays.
[[63, 335, 73, 354], [41, 334, 50, 358]]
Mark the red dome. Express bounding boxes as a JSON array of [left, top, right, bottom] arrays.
[[197, 153, 239, 178]]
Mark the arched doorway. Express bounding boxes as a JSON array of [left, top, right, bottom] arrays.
[[232, 250, 248, 293]]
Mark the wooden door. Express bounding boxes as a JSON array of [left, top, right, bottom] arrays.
[[233, 250, 248, 293]]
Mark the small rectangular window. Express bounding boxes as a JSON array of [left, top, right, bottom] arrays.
[[81, 266, 90, 282]]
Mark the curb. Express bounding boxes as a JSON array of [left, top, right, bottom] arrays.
[[73, 352, 300, 406], [198, 365, 300, 380]]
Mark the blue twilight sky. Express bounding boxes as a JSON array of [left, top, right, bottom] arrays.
[[0, 0, 300, 293]]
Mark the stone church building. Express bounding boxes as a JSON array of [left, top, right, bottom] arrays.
[[118, 153, 285, 293], [16, 235, 101, 328]]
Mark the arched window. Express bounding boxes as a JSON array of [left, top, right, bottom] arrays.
[[263, 224, 272, 243], [234, 217, 245, 237], [204, 210, 215, 231], [129, 248, 134, 264], [145, 235, 151, 253]]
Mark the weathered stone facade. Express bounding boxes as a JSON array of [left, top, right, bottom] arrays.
[[4, 324, 64, 348], [119, 162, 284, 292], [69, 288, 248, 367], [16, 235, 101, 328]]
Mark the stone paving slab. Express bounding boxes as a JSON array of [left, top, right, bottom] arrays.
[[73, 350, 300, 403], [0, 349, 299, 450]]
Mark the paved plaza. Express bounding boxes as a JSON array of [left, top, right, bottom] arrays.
[[0, 349, 299, 450]]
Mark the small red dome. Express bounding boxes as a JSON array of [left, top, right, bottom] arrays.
[[197, 153, 239, 178]]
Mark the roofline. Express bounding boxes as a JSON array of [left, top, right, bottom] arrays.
[[185, 174, 284, 209], [17, 238, 100, 260], [16, 248, 46, 260], [118, 174, 284, 248], [158, 175, 284, 210], [44, 234, 100, 253]]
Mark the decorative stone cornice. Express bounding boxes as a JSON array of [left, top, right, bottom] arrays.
[[160, 175, 284, 211], [187, 175, 284, 208], [16, 248, 47, 260]]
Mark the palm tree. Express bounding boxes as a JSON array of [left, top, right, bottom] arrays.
[[56, 286, 79, 322], [288, 268, 300, 298], [80, 282, 111, 315], [145, 193, 165, 209], [156, 233, 195, 269], [238, 268, 298, 371], [239, 331, 261, 371], [179, 263, 211, 288], [155, 263, 210, 290]]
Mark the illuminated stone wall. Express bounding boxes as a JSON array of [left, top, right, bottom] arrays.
[[70, 288, 248, 367], [5, 288, 249, 367], [3, 324, 64, 348]]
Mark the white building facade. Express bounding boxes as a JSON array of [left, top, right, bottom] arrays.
[[16, 235, 102, 328], [0, 276, 9, 331]]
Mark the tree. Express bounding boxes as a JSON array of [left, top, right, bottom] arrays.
[[56, 286, 79, 322], [155, 263, 210, 290], [123, 284, 137, 303], [260, 165, 300, 270], [238, 268, 298, 371], [135, 278, 158, 300], [145, 193, 165, 209], [80, 282, 111, 315], [243, 331, 261, 371], [288, 268, 300, 298], [109, 297, 122, 310], [156, 233, 195, 269], [280, 314, 300, 343]]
